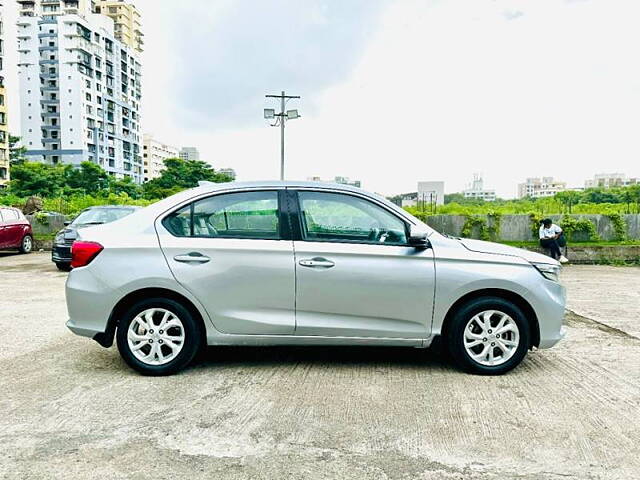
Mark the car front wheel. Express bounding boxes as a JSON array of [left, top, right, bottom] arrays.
[[447, 297, 530, 375], [20, 235, 33, 254], [116, 298, 203, 376]]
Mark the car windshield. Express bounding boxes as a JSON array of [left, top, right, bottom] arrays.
[[72, 208, 136, 225]]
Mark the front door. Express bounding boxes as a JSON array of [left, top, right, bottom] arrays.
[[291, 190, 435, 338], [157, 189, 296, 335]]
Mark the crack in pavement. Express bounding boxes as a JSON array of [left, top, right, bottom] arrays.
[[565, 309, 640, 341]]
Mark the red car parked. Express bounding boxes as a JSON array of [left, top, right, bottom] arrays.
[[0, 207, 33, 254]]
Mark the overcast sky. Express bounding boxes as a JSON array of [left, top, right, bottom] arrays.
[[4, 0, 640, 197]]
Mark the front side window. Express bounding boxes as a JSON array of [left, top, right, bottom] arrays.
[[163, 191, 280, 240], [297, 191, 407, 245]]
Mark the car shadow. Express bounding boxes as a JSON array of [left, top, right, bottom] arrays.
[[195, 340, 455, 372]]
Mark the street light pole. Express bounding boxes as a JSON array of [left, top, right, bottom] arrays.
[[265, 91, 300, 181], [280, 91, 285, 181]]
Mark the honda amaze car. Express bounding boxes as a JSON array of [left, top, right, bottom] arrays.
[[0, 206, 33, 254], [66, 181, 566, 376], [52, 205, 139, 271]]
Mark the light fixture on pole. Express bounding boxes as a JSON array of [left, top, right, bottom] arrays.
[[264, 91, 301, 180]]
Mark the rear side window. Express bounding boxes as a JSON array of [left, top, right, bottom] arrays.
[[163, 191, 281, 240], [1, 209, 18, 221]]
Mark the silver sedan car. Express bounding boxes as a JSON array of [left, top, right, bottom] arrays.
[[66, 181, 566, 376]]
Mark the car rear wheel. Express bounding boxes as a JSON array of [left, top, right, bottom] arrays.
[[19, 235, 33, 254], [447, 297, 530, 375], [116, 298, 203, 376]]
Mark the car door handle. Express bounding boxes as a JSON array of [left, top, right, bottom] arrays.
[[299, 257, 335, 269], [174, 252, 211, 263]]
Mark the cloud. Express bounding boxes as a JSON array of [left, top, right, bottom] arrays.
[[161, 0, 389, 130]]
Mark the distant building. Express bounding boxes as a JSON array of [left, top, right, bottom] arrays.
[[400, 192, 418, 208], [219, 168, 236, 180], [463, 174, 496, 202], [94, 0, 144, 53], [585, 173, 639, 189], [417, 181, 445, 206], [179, 147, 200, 161], [518, 177, 567, 199], [142, 134, 179, 182], [17, 0, 144, 182], [307, 176, 362, 188]]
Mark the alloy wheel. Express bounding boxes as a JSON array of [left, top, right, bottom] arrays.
[[127, 308, 185, 366], [22, 236, 33, 253], [463, 310, 520, 366]]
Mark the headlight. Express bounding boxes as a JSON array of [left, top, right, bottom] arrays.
[[55, 231, 65, 244], [531, 262, 561, 282]]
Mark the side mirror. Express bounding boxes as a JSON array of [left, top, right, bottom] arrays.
[[64, 221, 71, 226], [408, 224, 430, 248]]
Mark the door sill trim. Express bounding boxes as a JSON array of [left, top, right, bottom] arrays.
[[206, 333, 432, 348]]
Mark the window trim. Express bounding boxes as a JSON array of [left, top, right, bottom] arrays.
[[290, 188, 411, 247], [161, 189, 288, 241]]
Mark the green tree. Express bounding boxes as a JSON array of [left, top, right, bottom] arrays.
[[9, 136, 27, 165], [109, 176, 142, 199], [555, 190, 581, 213], [142, 158, 232, 199], [64, 161, 110, 194], [8, 162, 66, 197]]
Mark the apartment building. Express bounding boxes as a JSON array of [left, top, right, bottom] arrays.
[[585, 173, 639, 189], [179, 146, 200, 161], [0, 2, 9, 186], [94, 0, 143, 53], [307, 176, 362, 188], [17, 0, 144, 182], [517, 177, 567, 198], [142, 133, 178, 182], [463, 173, 496, 202], [218, 168, 236, 180]]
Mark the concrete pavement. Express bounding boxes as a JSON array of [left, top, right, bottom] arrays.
[[1, 253, 639, 479]]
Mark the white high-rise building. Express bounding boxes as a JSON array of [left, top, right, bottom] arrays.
[[16, 0, 143, 182], [585, 173, 639, 189], [463, 173, 496, 202], [518, 177, 567, 198], [142, 133, 178, 182], [179, 146, 200, 161]]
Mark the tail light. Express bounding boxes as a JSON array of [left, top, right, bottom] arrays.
[[71, 241, 104, 268]]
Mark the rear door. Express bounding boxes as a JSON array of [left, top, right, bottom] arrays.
[[0, 208, 22, 248], [290, 189, 435, 339], [157, 189, 296, 335]]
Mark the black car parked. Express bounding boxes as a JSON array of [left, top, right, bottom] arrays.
[[53, 205, 140, 271]]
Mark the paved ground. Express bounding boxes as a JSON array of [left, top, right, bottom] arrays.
[[1, 253, 639, 479]]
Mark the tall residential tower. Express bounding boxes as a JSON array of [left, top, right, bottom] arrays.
[[94, 0, 143, 53], [16, 0, 143, 182]]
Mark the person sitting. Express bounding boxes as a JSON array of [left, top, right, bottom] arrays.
[[539, 219, 569, 263]]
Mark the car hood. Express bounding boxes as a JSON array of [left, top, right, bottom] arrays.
[[457, 238, 559, 265]]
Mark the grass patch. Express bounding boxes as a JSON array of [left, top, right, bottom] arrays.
[[501, 240, 640, 248]]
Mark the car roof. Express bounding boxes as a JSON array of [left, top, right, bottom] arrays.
[[197, 180, 374, 196]]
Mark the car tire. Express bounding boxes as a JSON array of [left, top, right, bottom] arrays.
[[19, 235, 33, 254], [116, 298, 203, 376], [55, 262, 72, 272], [447, 297, 530, 375]]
